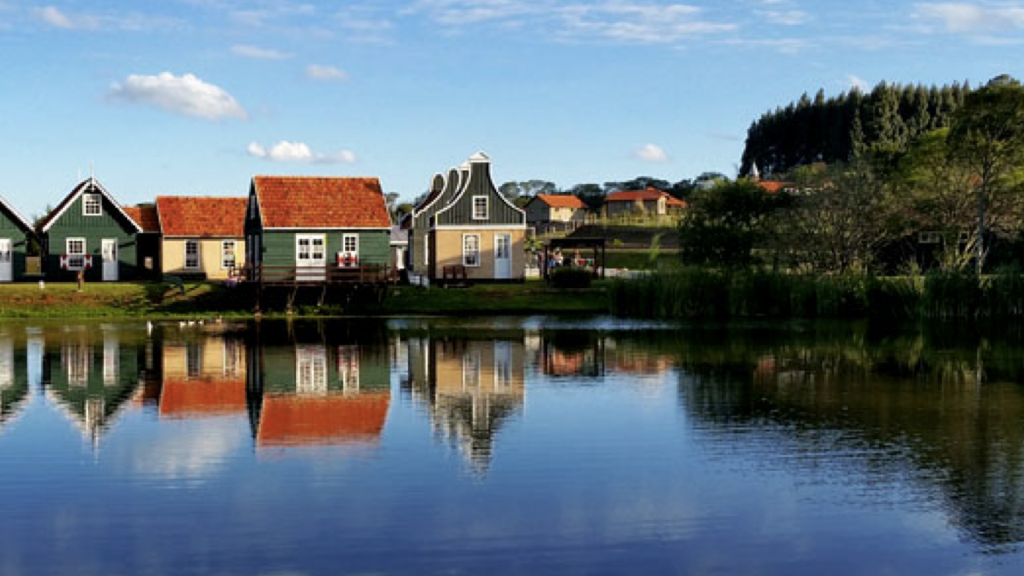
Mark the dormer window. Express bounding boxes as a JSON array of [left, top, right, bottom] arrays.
[[83, 193, 102, 216], [472, 196, 488, 220]]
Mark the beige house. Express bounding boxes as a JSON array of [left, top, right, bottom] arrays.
[[406, 153, 528, 283], [603, 188, 686, 218], [156, 196, 247, 280], [524, 194, 588, 225]]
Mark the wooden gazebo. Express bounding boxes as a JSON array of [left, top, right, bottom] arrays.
[[542, 237, 606, 280]]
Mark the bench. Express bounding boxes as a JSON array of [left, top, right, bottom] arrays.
[[441, 265, 469, 287]]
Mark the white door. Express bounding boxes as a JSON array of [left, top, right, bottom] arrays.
[[494, 234, 511, 280], [295, 234, 326, 281], [0, 239, 11, 282], [101, 239, 118, 281]]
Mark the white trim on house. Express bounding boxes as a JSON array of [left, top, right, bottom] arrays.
[[434, 223, 527, 230], [82, 193, 102, 216], [184, 240, 200, 269], [66, 237, 86, 270], [221, 240, 237, 270], [472, 195, 489, 220], [433, 152, 526, 225], [0, 196, 35, 233], [41, 177, 142, 234], [462, 233, 481, 268]]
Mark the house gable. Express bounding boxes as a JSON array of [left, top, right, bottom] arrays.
[[39, 178, 141, 235], [434, 153, 525, 228]]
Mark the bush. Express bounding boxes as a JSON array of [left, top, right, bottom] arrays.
[[549, 267, 593, 289]]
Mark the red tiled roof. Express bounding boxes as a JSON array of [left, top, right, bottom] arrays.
[[757, 181, 790, 194], [606, 188, 686, 207], [156, 196, 247, 237], [256, 393, 390, 447], [535, 194, 587, 209], [159, 378, 247, 419], [253, 176, 391, 229], [123, 205, 161, 233]]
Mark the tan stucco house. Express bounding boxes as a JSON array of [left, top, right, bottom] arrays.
[[156, 196, 247, 280]]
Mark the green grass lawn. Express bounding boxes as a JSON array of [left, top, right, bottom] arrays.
[[0, 279, 611, 318], [604, 249, 680, 270]]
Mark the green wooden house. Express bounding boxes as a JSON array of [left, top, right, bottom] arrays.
[[37, 177, 142, 282], [0, 196, 35, 282], [243, 176, 392, 282]]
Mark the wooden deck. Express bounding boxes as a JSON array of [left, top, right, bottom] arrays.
[[241, 264, 396, 287]]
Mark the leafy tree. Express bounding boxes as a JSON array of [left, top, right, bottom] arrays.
[[770, 160, 895, 273], [948, 75, 1024, 273], [679, 180, 790, 267], [569, 183, 604, 210]]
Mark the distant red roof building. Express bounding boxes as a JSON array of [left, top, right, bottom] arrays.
[[756, 181, 791, 194], [123, 205, 161, 233], [605, 188, 685, 207], [252, 176, 391, 229], [156, 196, 247, 237], [534, 194, 587, 209], [256, 393, 390, 447]]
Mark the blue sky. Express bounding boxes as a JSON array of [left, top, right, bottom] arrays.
[[1, 0, 1023, 216]]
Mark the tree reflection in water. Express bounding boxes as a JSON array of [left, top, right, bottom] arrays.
[[672, 322, 1024, 552]]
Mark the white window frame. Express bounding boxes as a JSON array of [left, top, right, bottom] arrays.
[[462, 234, 481, 267], [184, 240, 200, 269], [918, 231, 941, 245], [83, 193, 102, 216], [342, 233, 359, 255], [221, 240, 236, 270], [472, 195, 488, 220], [66, 237, 86, 270]]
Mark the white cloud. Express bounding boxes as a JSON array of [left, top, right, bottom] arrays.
[[405, 1, 736, 44], [231, 44, 291, 60], [845, 74, 869, 92], [33, 4, 183, 31], [760, 9, 809, 26], [108, 72, 248, 121], [305, 64, 349, 81], [35, 6, 76, 29], [634, 143, 668, 162], [558, 3, 737, 43], [247, 141, 357, 164], [915, 2, 1024, 34]]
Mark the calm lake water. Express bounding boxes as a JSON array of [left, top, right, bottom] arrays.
[[2, 317, 1024, 575]]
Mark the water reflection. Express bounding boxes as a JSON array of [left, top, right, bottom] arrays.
[[404, 334, 525, 473], [673, 324, 1024, 552], [246, 322, 391, 450], [5, 319, 1024, 573]]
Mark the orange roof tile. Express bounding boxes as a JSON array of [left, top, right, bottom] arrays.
[[253, 176, 391, 229], [156, 196, 247, 237], [757, 181, 790, 194], [257, 393, 390, 447], [123, 205, 162, 233], [606, 188, 686, 207], [535, 194, 587, 209], [159, 378, 247, 419]]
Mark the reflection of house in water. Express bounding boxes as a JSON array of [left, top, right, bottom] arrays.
[[247, 324, 390, 449], [158, 335, 247, 419], [0, 333, 30, 432], [539, 331, 605, 378], [43, 327, 146, 444], [405, 336, 525, 473]]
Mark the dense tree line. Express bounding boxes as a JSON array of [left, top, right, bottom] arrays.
[[690, 76, 1024, 275], [740, 81, 973, 177]]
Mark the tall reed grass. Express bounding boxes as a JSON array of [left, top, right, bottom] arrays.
[[609, 266, 1024, 320]]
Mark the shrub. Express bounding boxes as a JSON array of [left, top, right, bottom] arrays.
[[549, 267, 593, 289]]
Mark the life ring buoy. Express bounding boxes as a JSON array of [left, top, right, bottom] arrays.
[[342, 253, 353, 267]]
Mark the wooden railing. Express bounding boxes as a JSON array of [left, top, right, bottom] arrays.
[[242, 264, 395, 285]]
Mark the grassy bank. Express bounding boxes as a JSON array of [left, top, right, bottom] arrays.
[[0, 280, 611, 318], [609, 266, 1024, 320]]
